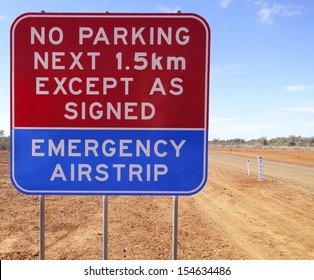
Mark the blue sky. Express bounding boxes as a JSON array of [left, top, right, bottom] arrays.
[[1, 0, 313, 140]]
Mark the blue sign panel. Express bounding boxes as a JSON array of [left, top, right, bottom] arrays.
[[11, 129, 208, 195]]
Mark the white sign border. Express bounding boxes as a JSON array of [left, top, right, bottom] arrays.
[[10, 13, 210, 196]]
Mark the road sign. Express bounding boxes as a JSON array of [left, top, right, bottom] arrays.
[[10, 13, 210, 195]]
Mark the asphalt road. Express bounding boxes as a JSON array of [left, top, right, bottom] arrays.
[[208, 152, 314, 191]]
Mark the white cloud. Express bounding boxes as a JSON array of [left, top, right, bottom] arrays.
[[209, 120, 281, 140], [211, 117, 240, 123], [284, 85, 311, 92], [298, 122, 314, 128], [156, 5, 181, 13], [213, 63, 246, 74], [283, 106, 314, 114], [211, 63, 246, 81], [253, 1, 301, 25], [219, 0, 232, 9], [0, 14, 8, 21], [211, 63, 246, 82], [297, 122, 314, 128], [229, 123, 279, 133]]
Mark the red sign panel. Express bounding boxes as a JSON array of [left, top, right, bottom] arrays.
[[11, 13, 210, 130]]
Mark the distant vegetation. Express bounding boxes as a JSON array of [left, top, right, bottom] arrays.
[[0, 130, 10, 150], [209, 135, 314, 150]]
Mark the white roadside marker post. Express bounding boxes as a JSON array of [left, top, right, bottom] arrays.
[[258, 156, 264, 181]]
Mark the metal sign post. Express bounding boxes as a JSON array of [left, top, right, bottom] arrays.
[[172, 196, 179, 260], [39, 195, 45, 260], [103, 196, 109, 260]]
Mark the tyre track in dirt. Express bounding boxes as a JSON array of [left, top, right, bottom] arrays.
[[193, 154, 314, 259], [209, 152, 314, 191]]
